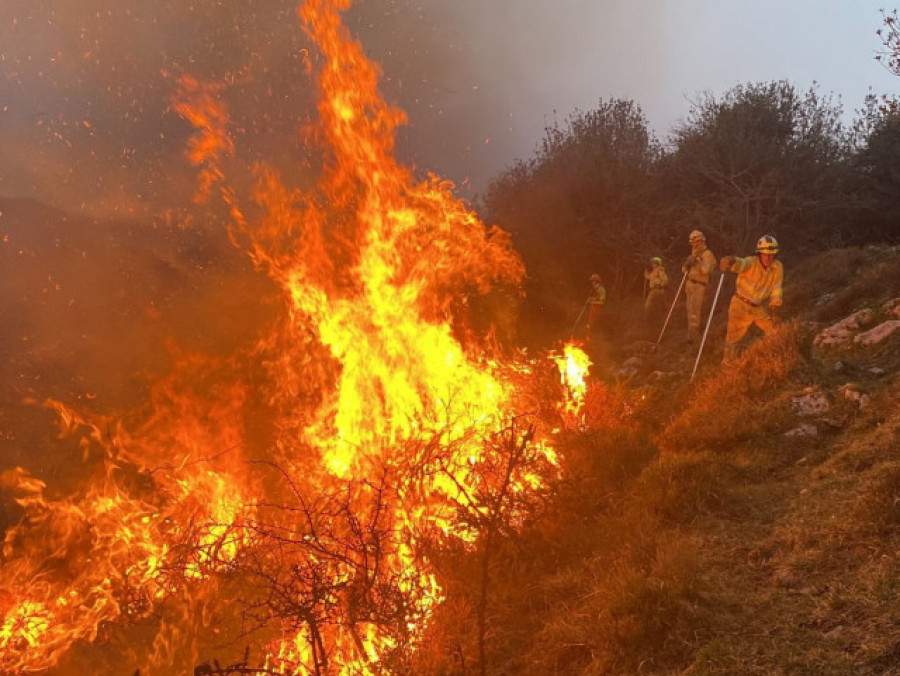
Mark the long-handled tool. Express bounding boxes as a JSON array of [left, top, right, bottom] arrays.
[[690, 273, 726, 381], [652, 270, 687, 350], [571, 295, 593, 336]]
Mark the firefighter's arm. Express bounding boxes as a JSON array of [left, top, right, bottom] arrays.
[[768, 265, 784, 317], [719, 255, 736, 273], [700, 250, 717, 274]]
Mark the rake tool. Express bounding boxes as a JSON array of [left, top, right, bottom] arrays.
[[652, 270, 687, 351], [690, 272, 726, 381], [571, 295, 593, 336]]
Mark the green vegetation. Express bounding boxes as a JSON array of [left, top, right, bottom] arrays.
[[477, 79, 900, 348]]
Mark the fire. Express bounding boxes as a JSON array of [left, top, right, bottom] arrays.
[[552, 342, 593, 423], [0, 0, 573, 673]]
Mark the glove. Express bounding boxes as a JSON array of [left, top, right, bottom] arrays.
[[719, 255, 735, 273], [683, 255, 696, 269]]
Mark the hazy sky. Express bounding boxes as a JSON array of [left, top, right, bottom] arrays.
[[0, 0, 897, 213], [398, 0, 899, 193]]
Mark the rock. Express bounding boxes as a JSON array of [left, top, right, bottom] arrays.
[[785, 423, 818, 437], [813, 308, 876, 348], [838, 384, 870, 411], [868, 366, 886, 376], [824, 626, 846, 641], [853, 320, 900, 348], [883, 297, 900, 319], [791, 388, 830, 416], [833, 361, 845, 372]]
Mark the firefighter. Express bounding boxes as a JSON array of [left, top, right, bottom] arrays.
[[719, 235, 783, 361], [682, 230, 716, 343], [585, 272, 607, 334], [643, 256, 668, 324]]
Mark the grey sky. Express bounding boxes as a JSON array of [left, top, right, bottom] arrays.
[[398, 0, 898, 193], [0, 0, 896, 213]]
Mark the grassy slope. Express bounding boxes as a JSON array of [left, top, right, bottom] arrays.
[[454, 245, 900, 675], [675, 247, 900, 675]]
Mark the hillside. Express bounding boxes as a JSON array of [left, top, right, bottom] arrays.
[[1, 197, 899, 674], [464, 244, 900, 675]]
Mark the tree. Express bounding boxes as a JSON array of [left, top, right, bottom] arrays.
[[480, 99, 661, 345], [663, 81, 853, 255], [850, 101, 900, 244]]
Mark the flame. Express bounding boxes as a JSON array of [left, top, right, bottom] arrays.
[[0, 1, 574, 674], [552, 341, 592, 424]]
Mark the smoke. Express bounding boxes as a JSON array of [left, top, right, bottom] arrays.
[[0, 0, 491, 216]]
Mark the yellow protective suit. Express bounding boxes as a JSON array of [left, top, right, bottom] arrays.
[[682, 244, 716, 341], [723, 255, 784, 360]]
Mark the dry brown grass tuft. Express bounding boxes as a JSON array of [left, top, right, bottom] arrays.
[[632, 451, 735, 525], [553, 427, 658, 513], [787, 246, 869, 315], [854, 461, 900, 535], [582, 380, 640, 430], [519, 523, 710, 675], [789, 247, 900, 324], [660, 321, 806, 454]]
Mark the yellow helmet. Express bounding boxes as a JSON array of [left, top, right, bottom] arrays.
[[756, 234, 779, 254], [689, 229, 705, 243], [590, 273, 602, 283], [651, 256, 663, 265]]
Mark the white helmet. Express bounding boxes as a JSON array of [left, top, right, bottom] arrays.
[[689, 229, 705, 243], [756, 235, 779, 254]]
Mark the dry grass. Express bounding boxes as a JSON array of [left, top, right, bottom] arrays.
[[419, 247, 900, 676], [788, 247, 900, 324], [660, 321, 806, 454], [519, 521, 710, 675], [632, 451, 736, 526]]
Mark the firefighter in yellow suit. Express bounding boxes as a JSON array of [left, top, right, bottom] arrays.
[[643, 257, 668, 335], [719, 235, 783, 361], [585, 273, 607, 334], [682, 230, 717, 343], [643, 257, 668, 314]]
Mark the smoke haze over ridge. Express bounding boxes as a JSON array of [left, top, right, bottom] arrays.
[[0, 0, 896, 216]]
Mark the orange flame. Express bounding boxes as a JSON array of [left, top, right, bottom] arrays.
[[0, 1, 569, 674], [552, 341, 592, 424]]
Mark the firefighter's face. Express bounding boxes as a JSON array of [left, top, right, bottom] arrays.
[[759, 252, 775, 266]]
